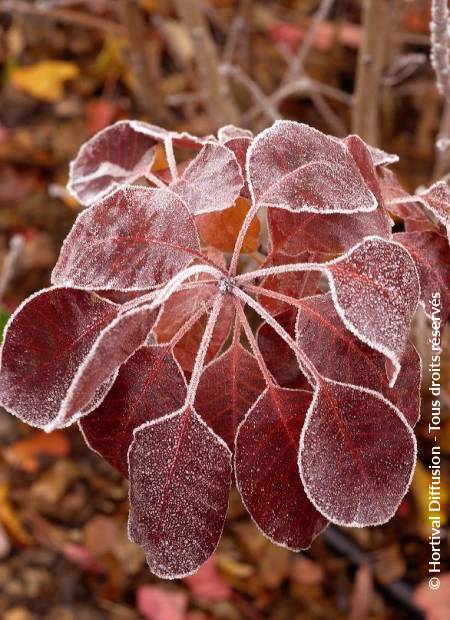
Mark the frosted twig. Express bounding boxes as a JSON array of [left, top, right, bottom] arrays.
[[235, 260, 323, 283], [229, 204, 258, 276], [430, 0, 450, 97], [186, 295, 223, 404], [145, 172, 167, 189], [234, 299, 275, 387]]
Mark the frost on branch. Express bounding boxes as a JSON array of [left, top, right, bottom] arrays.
[[299, 379, 417, 527], [1, 119, 442, 580]]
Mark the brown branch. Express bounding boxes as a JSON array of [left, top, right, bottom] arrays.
[[352, 0, 390, 145], [172, 0, 240, 128], [0, 0, 125, 35], [120, 0, 167, 122]]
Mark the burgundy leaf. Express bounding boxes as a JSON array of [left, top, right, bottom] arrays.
[[257, 309, 308, 389], [217, 125, 253, 142], [395, 231, 450, 324], [52, 186, 200, 291], [268, 207, 391, 258], [53, 302, 159, 430], [194, 342, 266, 450], [0, 288, 118, 430], [80, 345, 186, 476], [296, 293, 421, 425], [248, 120, 376, 213], [416, 181, 450, 240], [365, 144, 399, 167], [299, 378, 417, 526], [235, 386, 328, 550], [68, 120, 158, 206], [326, 236, 420, 385], [128, 406, 232, 578], [171, 143, 244, 214]]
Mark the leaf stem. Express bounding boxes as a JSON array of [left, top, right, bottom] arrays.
[[244, 283, 302, 310], [233, 286, 319, 386], [229, 204, 258, 276], [234, 299, 274, 387], [164, 137, 179, 181], [235, 260, 324, 283], [186, 295, 223, 405]]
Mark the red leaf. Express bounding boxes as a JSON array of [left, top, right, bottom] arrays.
[[194, 342, 265, 450], [52, 186, 200, 291], [235, 386, 328, 549], [257, 309, 308, 390], [395, 231, 450, 324], [128, 406, 232, 578], [248, 121, 376, 213], [184, 556, 231, 601], [218, 125, 253, 199], [0, 288, 117, 430], [299, 378, 416, 526], [80, 346, 186, 477], [268, 207, 391, 258], [171, 143, 244, 214], [326, 236, 420, 385], [137, 585, 188, 620], [416, 181, 450, 240], [68, 120, 158, 205], [296, 293, 421, 426]]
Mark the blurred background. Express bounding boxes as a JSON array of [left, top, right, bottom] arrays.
[[0, 1, 449, 619]]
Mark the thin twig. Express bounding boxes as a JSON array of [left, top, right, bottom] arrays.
[[0, 0, 125, 35], [352, 0, 391, 145], [172, 0, 240, 128], [283, 0, 335, 84]]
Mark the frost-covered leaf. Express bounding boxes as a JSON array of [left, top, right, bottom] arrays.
[[218, 125, 253, 143], [235, 386, 328, 549], [268, 208, 391, 257], [196, 197, 260, 253], [68, 120, 159, 205], [80, 345, 186, 477], [195, 342, 265, 450], [52, 186, 200, 291], [258, 309, 308, 389], [365, 144, 399, 167], [379, 168, 435, 231], [416, 181, 450, 241], [0, 288, 117, 429], [326, 236, 420, 386], [218, 126, 253, 198], [52, 302, 158, 430], [395, 231, 450, 324], [128, 406, 232, 578], [299, 379, 416, 526], [171, 143, 243, 214], [248, 120, 376, 213], [296, 293, 421, 425]]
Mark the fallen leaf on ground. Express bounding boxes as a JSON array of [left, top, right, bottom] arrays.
[[4, 430, 70, 473], [137, 585, 188, 620], [184, 557, 231, 601], [11, 61, 80, 103]]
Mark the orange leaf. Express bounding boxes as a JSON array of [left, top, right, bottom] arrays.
[[4, 430, 70, 473], [196, 197, 260, 254], [151, 143, 169, 172], [0, 484, 33, 546]]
